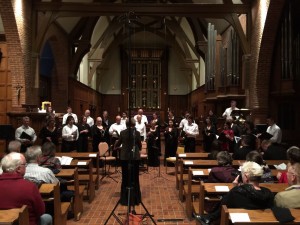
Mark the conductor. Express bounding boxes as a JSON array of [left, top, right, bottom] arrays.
[[115, 118, 142, 206]]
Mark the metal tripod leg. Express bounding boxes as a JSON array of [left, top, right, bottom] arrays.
[[101, 158, 118, 183], [104, 199, 123, 225]]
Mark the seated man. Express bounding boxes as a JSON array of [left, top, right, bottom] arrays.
[[233, 135, 254, 160], [275, 163, 300, 208], [24, 145, 59, 184], [8, 140, 22, 153], [261, 139, 287, 160], [194, 161, 274, 225], [0, 152, 52, 225]]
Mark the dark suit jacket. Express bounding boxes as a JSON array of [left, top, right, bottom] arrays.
[[116, 128, 142, 160], [263, 144, 287, 160], [233, 146, 254, 160]]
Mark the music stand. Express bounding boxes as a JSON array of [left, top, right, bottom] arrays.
[[0, 124, 15, 152]]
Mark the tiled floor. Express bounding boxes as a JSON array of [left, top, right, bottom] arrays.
[[67, 164, 196, 225]]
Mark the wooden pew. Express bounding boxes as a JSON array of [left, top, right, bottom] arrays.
[[179, 159, 288, 201], [0, 205, 29, 225], [39, 183, 70, 225], [192, 182, 289, 220], [56, 152, 100, 190], [175, 153, 209, 189], [60, 159, 96, 203], [220, 205, 300, 225], [56, 168, 84, 221]]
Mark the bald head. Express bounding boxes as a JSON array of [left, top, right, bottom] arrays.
[[116, 115, 121, 124], [138, 109, 143, 115], [85, 110, 91, 117]]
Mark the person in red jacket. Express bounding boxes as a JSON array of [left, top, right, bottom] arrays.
[[0, 152, 52, 225]]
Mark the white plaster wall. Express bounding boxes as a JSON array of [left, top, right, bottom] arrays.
[[98, 48, 121, 94], [168, 48, 190, 95], [200, 56, 205, 86], [0, 15, 4, 34]]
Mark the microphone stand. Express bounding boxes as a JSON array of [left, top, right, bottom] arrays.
[[103, 11, 156, 225]]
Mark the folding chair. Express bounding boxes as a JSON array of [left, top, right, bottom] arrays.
[[140, 141, 148, 172], [98, 142, 117, 182]]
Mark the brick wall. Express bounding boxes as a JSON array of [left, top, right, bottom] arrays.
[[0, 0, 29, 110], [249, 0, 286, 123]]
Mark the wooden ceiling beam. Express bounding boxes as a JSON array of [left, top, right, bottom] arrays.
[[34, 2, 250, 17]]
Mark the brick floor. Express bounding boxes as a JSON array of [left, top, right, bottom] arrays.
[[67, 164, 196, 225]]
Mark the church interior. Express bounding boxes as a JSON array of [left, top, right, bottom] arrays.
[[0, 0, 300, 224]]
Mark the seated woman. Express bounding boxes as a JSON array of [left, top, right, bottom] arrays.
[[246, 151, 274, 183], [277, 146, 300, 183], [38, 142, 61, 174], [195, 161, 274, 225], [205, 151, 237, 213], [207, 151, 237, 183]]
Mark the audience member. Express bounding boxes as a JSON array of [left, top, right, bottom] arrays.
[[277, 146, 300, 183], [261, 139, 287, 160], [7, 140, 21, 153], [183, 115, 199, 153], [266, 116, 282, 143], [24, 146, 59, 184], [38, 142, 61, 174], [61, 116, 79, 152], [194, 161, 274, 225], [15, 116, 37, 153], [275, 163, 300, 208], [222, 100, 239, 120], [62, 106, 78, 125], [84, 109, 94, 127], [0, 152, 52, 225], [207, 151, 237, 183], [246, 151, 274, 183], [233, 135, 254, 160], [204, 151, 237, 213], [274, 163, 300, 208]]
